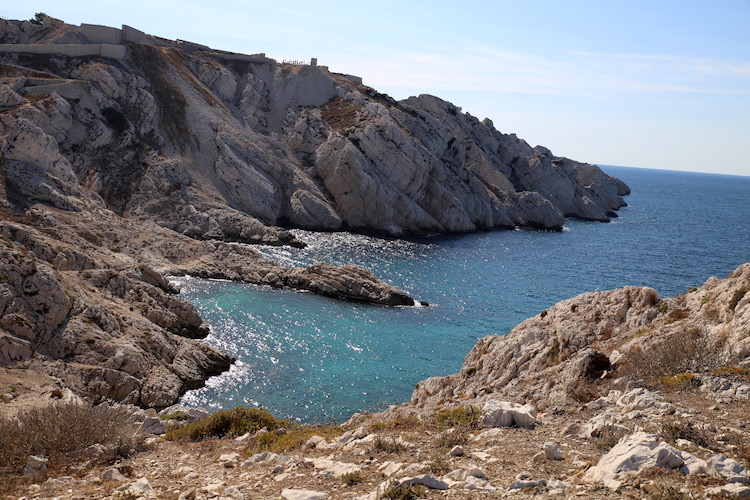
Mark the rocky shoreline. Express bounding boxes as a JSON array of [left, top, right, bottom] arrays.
[[1, 15, 628, 411], [4, 14, 748, 500]]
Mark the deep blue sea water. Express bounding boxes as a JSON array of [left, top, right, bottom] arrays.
[[176, 166, 750, 423]]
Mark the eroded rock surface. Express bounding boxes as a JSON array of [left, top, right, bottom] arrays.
[[388, 263, 749, 417], [0, 18, 628, 244], [0, 16, 631, 410]]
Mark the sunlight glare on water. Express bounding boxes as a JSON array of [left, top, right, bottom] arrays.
[[179, 167, 750, 423]]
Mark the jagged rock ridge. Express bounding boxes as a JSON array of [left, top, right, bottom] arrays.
[[0, 16, 629, 245]]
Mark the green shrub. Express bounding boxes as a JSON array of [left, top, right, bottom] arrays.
[[165, 406, 285, 441], [710, 365, 750, 377], [245, 424, 341, 454], [431, 406, 481, 430], [655, 372, 699, 389], [378, 482, 421, 500], [160, 412, 189, 421], [341, 470, 365, 486]]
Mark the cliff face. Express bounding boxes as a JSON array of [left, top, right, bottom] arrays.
[[0, 18, 628, 245]]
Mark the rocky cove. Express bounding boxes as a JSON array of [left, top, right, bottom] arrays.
[[1, 15, 749, 500]]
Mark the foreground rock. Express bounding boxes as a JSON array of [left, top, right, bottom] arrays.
[[583, 431, 699, 489], [2, 264, 749, 499]]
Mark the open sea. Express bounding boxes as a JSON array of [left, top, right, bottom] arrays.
[[175, 166, 750, 423]]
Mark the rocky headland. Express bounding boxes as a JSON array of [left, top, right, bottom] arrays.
[[4, 14, 747, 500], [1, 15, 628, 410]]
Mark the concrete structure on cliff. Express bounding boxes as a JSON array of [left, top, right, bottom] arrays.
[[0, 18, 257, 61], [0, 17, 366, 83]]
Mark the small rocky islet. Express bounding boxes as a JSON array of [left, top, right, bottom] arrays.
[[1, 15, 748, 499]]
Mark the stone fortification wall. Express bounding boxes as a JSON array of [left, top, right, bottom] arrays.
[[0, 43, 126, 59], [121, 25, 148, 43], [209, 51, 271, 63], [176, 39, 210, 51], [79, 23, 122, 44], [334, 73, 363, 85]]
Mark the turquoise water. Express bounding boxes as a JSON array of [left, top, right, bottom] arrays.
[[177, 166, 750, 423]]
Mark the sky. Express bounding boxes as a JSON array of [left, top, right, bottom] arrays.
[[4, 1, 750, 176]]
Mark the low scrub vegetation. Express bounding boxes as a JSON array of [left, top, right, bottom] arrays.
[[166, 406, 342, 455], [592, 425, 628, 452], [341, 470, 365, 486], [377, 481, 422, 500], [433, 427, 468, 450], [166, 406, 285, 441], [371, 436, 407, 455], [245, 424, 341, 455], [625, 329, 724, 382], [660, 419, 714, 449], [431, 406, 481, 430], [654, 372, 700, 389], [321, 98, 363, 132], [0, 402, 140, 475]]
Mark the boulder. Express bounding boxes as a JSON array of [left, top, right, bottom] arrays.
[[136, 416, 165, 435], [481, 400, 537, 428], [115, 477, 154, 498], [24, 455, 49, 480], [584, 432, 691, 489], [708, 455, 750, 484], [449, 445, 464, 456], [306, 458, 361, 477], [399, 474, 449, 490], [102, 468, 128, 482], [543, 442, 564, 460], [281, 489, 328, 500], [705, 483, 750, 498]]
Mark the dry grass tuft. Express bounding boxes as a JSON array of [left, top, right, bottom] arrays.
[[377, 481, 422, 500], [660, 419, 714, 449], [371, 436, 407, 455], [592, 425, 628, 452], [321, 98, 363, 132], [341, 470, 365, 486], [0, 402, 140, 475], [433, 427, 468, 450], [625, 329, 724, 382]]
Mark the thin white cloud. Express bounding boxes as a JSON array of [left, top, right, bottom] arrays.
[[323, 45, 750, 99]]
